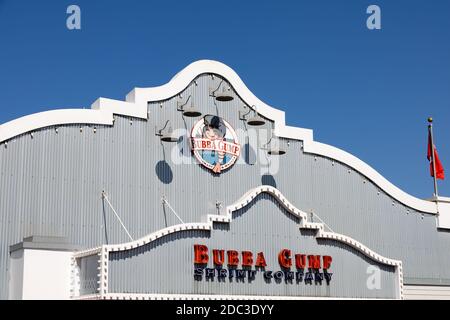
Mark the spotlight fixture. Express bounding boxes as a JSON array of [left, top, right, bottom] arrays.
[[214, 86, 234, 102], [261, 134, 286, 156], [182, 106, 202, 117], [177, 95, 202, 117], [268, 147, 286, 156], [160, 130, 178, 142], [155, 120, 179, 143], [247, 115, 266, 126], [239, 105, 266, 126], [210, 80, 234, 102]]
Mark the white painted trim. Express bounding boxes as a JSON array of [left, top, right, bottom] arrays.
[[91, 98, 147, 119], [404, 285, 450, 300], [0, 102, 146, 144], [437, 201, 450, 229], [302, 141, 438, 214], [73, 185, 404, 299], [70, 255, 79, 299], [0, 109, 114, 143], [0, 60, 440, 214], [13, 249, 73, 300], [73, 247, 102, 259], [99, 245, 108, 298], [436, 196, 450, 203], [74, 293, 389, 300], [107, 222, 212, 252]]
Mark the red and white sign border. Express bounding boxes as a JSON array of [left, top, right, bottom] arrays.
[[190, 117, 240, 172]]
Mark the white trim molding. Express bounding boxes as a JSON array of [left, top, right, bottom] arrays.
[[404, 285, 450, 300], [76, 293, 385, 300], [303, 141, 438, 214], [73, 185, 404, 300], [437, 200, 450, 229], [0, 60, 440, 214], [0, 109, 114, 142]]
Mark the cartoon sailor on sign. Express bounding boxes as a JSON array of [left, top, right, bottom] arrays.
[[201, 115, 229, 173], [191, 115, 240, 174]]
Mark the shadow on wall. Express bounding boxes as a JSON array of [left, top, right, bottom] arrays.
[[244, 141, 257, 165], [155, 160, 173, 184], [261, 174, 277, 188]]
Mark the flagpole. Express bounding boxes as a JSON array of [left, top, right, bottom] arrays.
[[428, 117, 439, 199]]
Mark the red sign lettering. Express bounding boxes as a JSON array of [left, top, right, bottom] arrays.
[[194, 244, 209, 264], [278, 249, 292, 268], [295, 254, 307, 269], [193, 244, 332, 270], [227, 250, 239, 266], [242, 251, 253, 267], [213, 249, 224, 266], [323, 255, 332, 269], [308, 255, 321, 269], [255, 252, 267, 267]]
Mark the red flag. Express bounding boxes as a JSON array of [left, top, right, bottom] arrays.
[[427, 131, 445, 180]]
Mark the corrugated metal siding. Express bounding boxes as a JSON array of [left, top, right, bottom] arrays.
[[78, 255, 100, 296], [0, 74, 449, 298], [108, 193, 397, 298], [274, 152, 446, 283], [404, 285, 450, 300]]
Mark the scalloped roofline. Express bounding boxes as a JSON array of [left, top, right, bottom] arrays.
[[74, 186, 403, 299], [0, 59, 440, 214]]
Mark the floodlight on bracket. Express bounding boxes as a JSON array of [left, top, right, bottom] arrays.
[[155, 120, 179, 142], [209, 79, 234, 102], [177, 95, 202, 117], [239, 105, 266, 126], [260, 131, 286, 155]]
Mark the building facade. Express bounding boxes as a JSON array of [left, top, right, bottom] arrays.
[[1, 60, 450, 299]]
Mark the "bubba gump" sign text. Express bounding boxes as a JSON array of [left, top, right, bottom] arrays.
[[193, 244, 333, 285]]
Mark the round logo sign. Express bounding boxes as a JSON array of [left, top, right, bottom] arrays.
[[191, 115, 240, 174]]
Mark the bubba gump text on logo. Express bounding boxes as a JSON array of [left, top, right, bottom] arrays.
[[191, 138, 240, 157]]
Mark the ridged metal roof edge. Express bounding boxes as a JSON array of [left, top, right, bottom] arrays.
[[75, 185, 404, 299], [0, 60, 439, 214]]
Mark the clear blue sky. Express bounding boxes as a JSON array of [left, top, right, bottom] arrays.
[[0, 0, 449, 199]]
